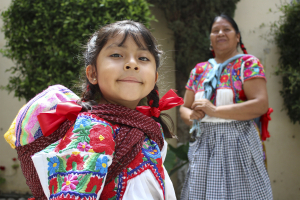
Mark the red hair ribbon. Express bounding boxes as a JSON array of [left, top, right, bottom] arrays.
[[136, 89, 184, 118], [37, 101, 82, 137], [260, 107, 273, 141]]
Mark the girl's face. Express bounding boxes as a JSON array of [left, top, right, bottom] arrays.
[[210, 17, 240, 54], [87, 34, 157, 109]]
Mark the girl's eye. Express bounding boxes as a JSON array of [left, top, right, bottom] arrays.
[[110, 54, 122, 58], [139, 57, 149, 61]]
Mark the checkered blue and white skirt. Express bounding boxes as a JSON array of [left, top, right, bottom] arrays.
[[180, 120, 273, 200]]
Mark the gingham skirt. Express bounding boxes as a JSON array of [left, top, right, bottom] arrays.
[[180, 120, 273, 200]]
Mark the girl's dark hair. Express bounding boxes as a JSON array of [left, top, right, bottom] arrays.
[[209, 14, 248, 57], [79, 20, 174, 138]]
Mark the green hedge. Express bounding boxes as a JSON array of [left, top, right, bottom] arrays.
[[1, 0, 154, 101], [271, 1, 300, 123]]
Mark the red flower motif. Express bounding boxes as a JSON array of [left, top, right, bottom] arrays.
[[233, 63, 240, 70], [0, 166, 5, 171], [12, 158, 17, 161], [89, 124, 115, 155], [85, 176, 103, 193], [49, 177, 58, 194], [220, 75, 229, 83], [55, 128, 73, 152], [244, 69, 252, 77], [66, 153, 84, 171], [195, 66, 204, 74], [239, 90, 247, 101]]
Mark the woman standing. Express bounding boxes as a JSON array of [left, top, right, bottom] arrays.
[[180, 14, 273, 199]]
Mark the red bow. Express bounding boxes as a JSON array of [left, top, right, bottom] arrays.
[[136, 89, 184, 118], [37, 101, 82, 137], [260, 107, 273, 141]]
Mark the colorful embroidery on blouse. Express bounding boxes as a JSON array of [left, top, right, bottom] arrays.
[[186, 55, 266, 104], [100, 137, 165, 200], [34, 113, 166, 200]]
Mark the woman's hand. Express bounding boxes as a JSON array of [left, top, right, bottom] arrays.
[[190, 109, 206, 120], [192, 99, 218, 118]]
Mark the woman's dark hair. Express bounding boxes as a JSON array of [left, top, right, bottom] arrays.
[[209, 14, 248, 57], [78, 20, 174, 138]]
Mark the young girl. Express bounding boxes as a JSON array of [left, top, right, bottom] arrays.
[[4, 20, 182, 200]]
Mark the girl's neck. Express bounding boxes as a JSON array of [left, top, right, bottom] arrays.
[[214, 49, 239, 64], [98, 97, 138, 110]]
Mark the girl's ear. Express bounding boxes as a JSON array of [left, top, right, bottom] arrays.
[[86, 65, 98, 85], [236, 33, 241, 43], [155, 72, 158, 83]]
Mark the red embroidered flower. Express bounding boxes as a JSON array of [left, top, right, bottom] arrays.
[[239, 90, 247, 101], [66, 153, 84, 171], [196, 66, 204, 74], [245, 61, 253, 67], [55, 128, 73, 152], [233, 63, 240, 69], [85, 176, 103, 193], [49, 177, 58, 194], [220, 75, 229, 83], [89, 124, 115, 155], [244, 69, 253, 77]]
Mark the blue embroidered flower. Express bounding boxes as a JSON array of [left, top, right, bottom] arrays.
[[254, 67, 260, 73], [95, 156, 108, 174], [48, 156, 60, 176], [74, 117, 91, 130]]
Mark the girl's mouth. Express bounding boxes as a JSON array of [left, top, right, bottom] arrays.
[[118, 77, 142, 83]]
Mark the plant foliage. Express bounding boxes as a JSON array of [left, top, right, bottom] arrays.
[[270, 0, 300, 123], [149, 0, 240, 96], [1, 0, 154, 101]]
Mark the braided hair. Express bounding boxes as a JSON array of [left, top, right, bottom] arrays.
[[78, 20, 174, 138], [209, 14, 248, 57]]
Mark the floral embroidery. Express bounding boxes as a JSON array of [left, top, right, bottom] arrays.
[[89, 124, 114, 155], [62, 174, 79, 191], [99, 135, 105, 141], [95, 156, 108, 174], [77, 142, 91, 152], [220, 75, 229, 83], [244, 69, 252, 77], [54, 128, 73, 152], [234, 80, 242, 90], [49, 177, 58, 194], [48, 156, 60, 176], [85, 176, 103, 193], [185, 55, 266, 104], [66, 153, 84, 171]]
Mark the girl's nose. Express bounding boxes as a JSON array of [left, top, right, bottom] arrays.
[[124, 58, 139, 71]]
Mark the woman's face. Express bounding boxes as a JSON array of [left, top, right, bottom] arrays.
[[210, 17, 240, 54]]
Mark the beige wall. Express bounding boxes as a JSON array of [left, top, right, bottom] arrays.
[[235, 0, 300, 199], [0, 0, 29, 194]]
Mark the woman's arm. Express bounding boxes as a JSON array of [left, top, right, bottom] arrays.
[[180, 90, 205, 126], [192, 78, 268, 120]]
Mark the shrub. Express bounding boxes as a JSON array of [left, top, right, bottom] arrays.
[[1, 0, 154, 101], [271, 0, 300, 123]]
